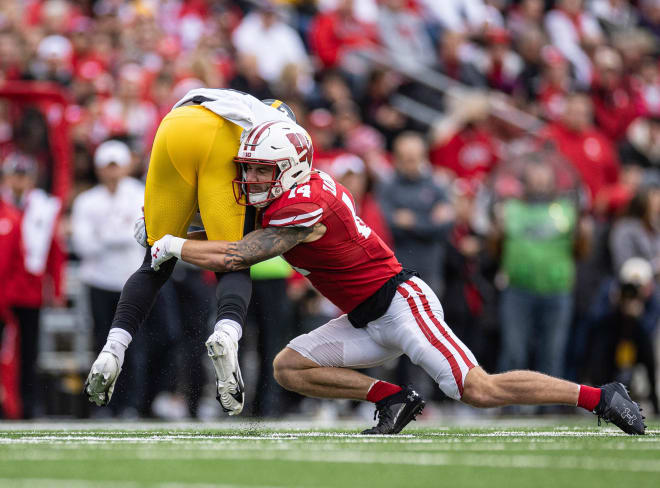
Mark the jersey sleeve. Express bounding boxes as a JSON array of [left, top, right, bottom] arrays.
[[264, 201, 324, 228]]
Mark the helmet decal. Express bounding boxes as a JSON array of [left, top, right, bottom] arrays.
[[286, 132, 312, 165]]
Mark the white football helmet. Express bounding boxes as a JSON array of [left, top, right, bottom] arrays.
[[233, 120, 313, 207]]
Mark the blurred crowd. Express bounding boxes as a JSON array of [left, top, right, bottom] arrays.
[[1, 0, 660, 420]]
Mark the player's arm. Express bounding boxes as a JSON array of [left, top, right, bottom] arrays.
[[179, 225, 317, 272]]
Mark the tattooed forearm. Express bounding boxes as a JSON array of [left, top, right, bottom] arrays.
[[180, 225, 315, 272], [222, 226, 314, 269]]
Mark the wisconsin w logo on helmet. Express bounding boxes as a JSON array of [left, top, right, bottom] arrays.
[[286, 132, 312, 165], [233, 120, 314, 207]]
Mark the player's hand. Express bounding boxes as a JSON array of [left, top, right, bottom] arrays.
[[134, 207, 148, 248], [151, 234, 176, 271]]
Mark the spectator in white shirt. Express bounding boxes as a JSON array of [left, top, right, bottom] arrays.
[[545, 0, 605, 87], [420, 0, 497, 34], [378, 0, 436, 69], [232, 1, 312, 95], [71, 140, 145, 362]]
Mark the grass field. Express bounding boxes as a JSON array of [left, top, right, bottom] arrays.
[[0, 419, 658, 488]]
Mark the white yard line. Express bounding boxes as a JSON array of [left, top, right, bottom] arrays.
[[1, 446, 659, 473], [0, 479, 296, 488]]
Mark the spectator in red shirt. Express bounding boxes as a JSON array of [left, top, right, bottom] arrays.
[[1, 153, 65, 419], [308, 0, 378, 70], [0, 198, 22, 325], [0, 197, 22, 420], [429, 93, 498, 182], [543, 92, 620, 211], [590, 46, 642, 142]]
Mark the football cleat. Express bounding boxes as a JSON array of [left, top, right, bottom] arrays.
[[362, 386, 425, 435], [84, 351, 121, 407], [205, 331, 244, 416], [594, 382, 646, 435]]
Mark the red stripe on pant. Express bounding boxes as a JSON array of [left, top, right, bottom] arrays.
[[397, 283, 464, 396], [407, 280, 475, 370]]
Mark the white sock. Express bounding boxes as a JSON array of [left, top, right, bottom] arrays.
[[101, 328, 132, 367], [214, 319, 242, 343]]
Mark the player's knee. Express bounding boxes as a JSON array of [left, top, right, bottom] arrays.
[[461, 366, 497, 408], [273, 349, 297, 391]]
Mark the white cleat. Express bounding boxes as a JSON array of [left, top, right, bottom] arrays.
[[205, 331, 244, 416], [84, 351, 121, 407]]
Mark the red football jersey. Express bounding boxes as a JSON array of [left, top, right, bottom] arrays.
[[261, 171, 402, 313]]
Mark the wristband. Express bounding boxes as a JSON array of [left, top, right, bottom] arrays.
[[169, 237, 186, 259]]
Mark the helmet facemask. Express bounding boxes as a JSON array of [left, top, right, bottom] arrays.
[[233, 157, 295, 207]]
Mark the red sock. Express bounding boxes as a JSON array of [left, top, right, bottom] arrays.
[[366, 381, 402, 403], [577, 385, 602, 411]]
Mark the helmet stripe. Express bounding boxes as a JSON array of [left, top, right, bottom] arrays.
[[243, 121, 268, 151], [245, 120, 281, 149]]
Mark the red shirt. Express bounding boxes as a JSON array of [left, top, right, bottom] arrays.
[[537, 82, 567, 120], [308, 11, 378, 69], [591, 82, 641, 142], [543, 122, 620, 206], [430, 127, 498, 181], [2, 191, 66, 308], [0, 201, 23, 318], [8, 231, 65, 308], [261, 171, 401, 313]]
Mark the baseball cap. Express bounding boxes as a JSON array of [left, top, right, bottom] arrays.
[[619, 257, 653, 287], [331, 154, 365, 179], [94, 140, 131, 168], [2, 153, 38, 176], [37, 35, 73, 61]]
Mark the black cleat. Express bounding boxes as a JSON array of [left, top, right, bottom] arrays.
[[362, 386, 425, 435], [594, 382, 646, 435]]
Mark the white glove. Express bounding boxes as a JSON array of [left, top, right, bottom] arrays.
[[134, 207, 148, 248], [151, 234, 186, 271]]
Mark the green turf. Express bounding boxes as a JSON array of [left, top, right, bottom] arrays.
[[0, 422, 658, 488]]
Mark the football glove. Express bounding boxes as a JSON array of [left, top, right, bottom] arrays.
[[133, 207, 147, 248], [151, 234, 185, 271]]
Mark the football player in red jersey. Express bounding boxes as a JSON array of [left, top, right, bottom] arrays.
[[150, 120, 645, 435]]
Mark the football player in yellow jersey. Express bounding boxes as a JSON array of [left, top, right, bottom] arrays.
[[84, 89, 296, 415]]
